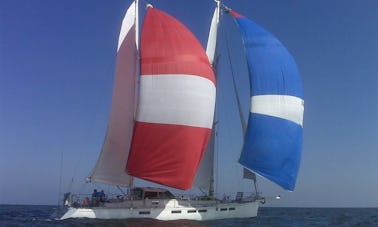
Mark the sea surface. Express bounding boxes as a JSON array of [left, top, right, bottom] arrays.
[[1, 205, 378, 226]]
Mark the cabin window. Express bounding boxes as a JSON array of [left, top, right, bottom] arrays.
[[229, 207, 236, 211], [235, 192, 243, 201], [132, 188, 143, 199], [220, 208, 227, 211], [198, 209, 207, 213], [152, 201, 159, 205], [139, 211, 150, 215], [187, 210, 196, 213], [171, 210, 181, 214], [144, 191, 158, 199], [161, 191, 175, 199]]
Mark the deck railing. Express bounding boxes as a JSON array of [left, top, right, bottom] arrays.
[[62, 191, 260, 208]]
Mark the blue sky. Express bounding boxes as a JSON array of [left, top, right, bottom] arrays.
[[1, 0, 377, 207]]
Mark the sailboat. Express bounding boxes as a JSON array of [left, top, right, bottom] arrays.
[[60, 0, 304, 220]]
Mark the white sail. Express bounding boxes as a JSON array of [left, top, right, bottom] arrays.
[[194, 2, 220, 192], [88, 2, 137, 186], [194, 130, 215, 192], [205, 0, 220, 64]]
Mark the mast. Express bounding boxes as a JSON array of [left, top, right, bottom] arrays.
[[206, 0, 221, 197], [128, 0, 140, 189], [208, 123, 216, 197]]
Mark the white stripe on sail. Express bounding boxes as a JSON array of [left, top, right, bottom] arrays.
[[251, 95, 304, 126], [137, 74, 216, 129], [117, 1, 136, 52]]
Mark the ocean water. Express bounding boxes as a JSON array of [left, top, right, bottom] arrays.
[[1, 205, 378, 226]]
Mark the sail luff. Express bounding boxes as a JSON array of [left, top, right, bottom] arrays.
[[88, 2, 137, 186]]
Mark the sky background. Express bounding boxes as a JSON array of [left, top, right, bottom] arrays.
[[1, 0, 377, 207]]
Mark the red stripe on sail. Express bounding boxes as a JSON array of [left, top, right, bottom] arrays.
[[127, 122, 211, 190], [126, 7, 216, 190], [140, 7, 215, 84], [230, 10, 244, 18]]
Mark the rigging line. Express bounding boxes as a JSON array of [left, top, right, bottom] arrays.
[[116, 185, 128, 196], [226, 10, 260, 194], [223, 21, 247, 135]]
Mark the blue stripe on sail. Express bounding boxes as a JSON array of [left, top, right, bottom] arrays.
[[234, 17, 303, 98], [239, 114, 302, 191], [232, 13, 304, 190]]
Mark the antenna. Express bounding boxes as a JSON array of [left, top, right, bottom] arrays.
[[57, 152, 63, 206]]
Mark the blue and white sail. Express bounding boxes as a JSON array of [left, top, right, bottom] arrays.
[[229, 10, 304, 191]]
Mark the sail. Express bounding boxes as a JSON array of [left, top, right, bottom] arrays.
[[88, 2, 137, 186], [126, 7, 216, 190], [230, 11, 304, 191], [206, 1, 220, 64], [194, 130, 215, 192]]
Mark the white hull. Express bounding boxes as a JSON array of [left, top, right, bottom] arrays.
[[60, 199, 259, 220]]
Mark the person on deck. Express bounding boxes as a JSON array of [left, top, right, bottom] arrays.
[[82, 197, 90, 207], [91, 189, 98, 206], [99, 190, 106, 203]]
